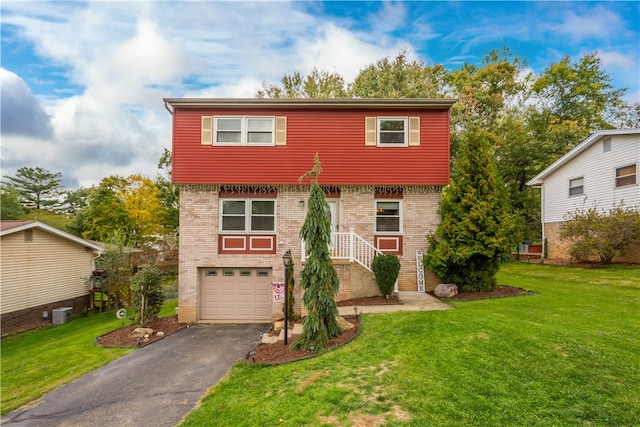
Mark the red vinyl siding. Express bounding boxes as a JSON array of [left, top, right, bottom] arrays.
[[172, 107, 450, 185]]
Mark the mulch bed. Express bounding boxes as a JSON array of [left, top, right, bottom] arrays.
[[246, 316, 360, 365], [97, 316, 187, 347], [336, 295, 402, 306], [428, 285, 533, 301]]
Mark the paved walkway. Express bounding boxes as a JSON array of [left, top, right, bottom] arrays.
[[337, 291, 452, 316]]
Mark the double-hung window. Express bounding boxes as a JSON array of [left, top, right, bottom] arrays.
[[215, 117, 274, 145], [375, 200, 401, 233], [615, 164, 637, 187], [221, 199, 275, 232], [569, 177, 584, 196], [378, 118, 408, 146]]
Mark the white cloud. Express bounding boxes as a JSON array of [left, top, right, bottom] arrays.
[[293, 23, 411, 82], [367, 1, 407, 33], [0, 69, 53, 138], [554, 6, 625, 42]]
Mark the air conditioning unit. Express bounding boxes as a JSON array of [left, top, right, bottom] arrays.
[[52, 307, 73, 325]]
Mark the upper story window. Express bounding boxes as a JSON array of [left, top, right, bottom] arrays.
[[602, 137, 612, 153], [365, 116, 420, 147], [569, 177, 584, 196], [615, 164, 637, 188], [378, 118, 408, 145], [375, 200, 402, 233], [214, 117, 274, 145], [221, 199, 276, 232]]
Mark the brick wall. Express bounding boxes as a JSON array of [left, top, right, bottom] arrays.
[[178, 184, 442, 323], [1, 295, 91, 336], [545, 221, 640, 263]]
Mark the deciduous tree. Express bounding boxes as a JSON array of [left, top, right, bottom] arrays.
[[527, 52, 628, 158], [351, 51, 449, 98], [132, 264, 164, 326], [256, 68, 349, 99], [79, 176, 133, 243], [0, 184, 26, 219]]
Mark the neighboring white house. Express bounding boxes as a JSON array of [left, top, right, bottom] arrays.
[[1, 220, 103, 334], [527, 128, 640, 262]]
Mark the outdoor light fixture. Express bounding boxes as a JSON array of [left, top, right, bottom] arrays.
[[282, 250, 292, 345], [353, 306, 358, 317], [309, 343, 315, 353], [299, 200, 305, 208], [249, 350, 257, 364]]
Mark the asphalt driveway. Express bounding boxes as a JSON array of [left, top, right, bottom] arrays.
[[1, 323, 269, 427]]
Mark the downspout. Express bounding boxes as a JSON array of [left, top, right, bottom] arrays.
[[539, 185, 546, 259]]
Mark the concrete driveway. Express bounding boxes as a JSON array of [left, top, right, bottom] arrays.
[[1, 323, 269, 427]]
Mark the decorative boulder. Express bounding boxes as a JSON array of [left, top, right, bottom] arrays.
[[131, 327, 154, 338], [434, 283, 458, 298], [335, 316, 355, 330]]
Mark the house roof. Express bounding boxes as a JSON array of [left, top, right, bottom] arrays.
[[526, 128, 640, 187], [0, 220, 103, 252], [163, 97, 457, 111]]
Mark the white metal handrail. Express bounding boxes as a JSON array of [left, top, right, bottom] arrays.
[[301, 228, 383, 273]]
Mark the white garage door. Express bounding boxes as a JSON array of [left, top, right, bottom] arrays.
[[200, 268, 273, 321]]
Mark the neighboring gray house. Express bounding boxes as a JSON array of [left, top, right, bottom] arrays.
[[527, 129, 640, 262], [1, 221, 103, 334]]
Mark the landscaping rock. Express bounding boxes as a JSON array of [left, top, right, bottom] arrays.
[[131, 327, 154, 338], [434, 284, 458, 298], [336, 316, 355, 330]]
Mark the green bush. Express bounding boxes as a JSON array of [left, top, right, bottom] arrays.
[[560, 202, 640, 264], [371, 253, 401, 297]]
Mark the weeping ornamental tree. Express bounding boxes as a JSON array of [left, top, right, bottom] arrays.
[[291, 154, 342, 351], [425, 129, 520, 292]]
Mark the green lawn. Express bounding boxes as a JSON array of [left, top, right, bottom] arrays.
[[181, 263, 640, 426], [1, 298, 179, 415]]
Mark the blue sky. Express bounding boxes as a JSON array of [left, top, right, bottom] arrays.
[[1, 1, 639, 188]]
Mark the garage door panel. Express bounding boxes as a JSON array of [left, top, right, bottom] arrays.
[[200, 268, 272, 321]]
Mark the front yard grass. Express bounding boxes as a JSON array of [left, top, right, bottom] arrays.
[[180, 263, 640, 426], [1, 298, 178, 415]]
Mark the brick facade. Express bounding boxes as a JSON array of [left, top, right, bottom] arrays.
[[545, 221, 640, 263], [178, 184, 442, 324]]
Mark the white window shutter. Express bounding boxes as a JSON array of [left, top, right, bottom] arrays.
[[365, 117, 377, 146], [275, 116, 287, 146], [408, 117, 420, 146], [201, 116, 213, 145]]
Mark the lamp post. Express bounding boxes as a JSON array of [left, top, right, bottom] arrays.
[[282, 250, 292, 345]]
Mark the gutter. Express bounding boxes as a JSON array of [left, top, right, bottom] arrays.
[[164, 100, 174, 115], [162, 97, 457, 110]]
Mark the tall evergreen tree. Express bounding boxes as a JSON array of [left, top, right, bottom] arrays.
[[425, 129, 520, 292], [3, 166, 63, 211], [291, 154, 342, 351]]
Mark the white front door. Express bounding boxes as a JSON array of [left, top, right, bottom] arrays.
[[326, 201, 338, 252]]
